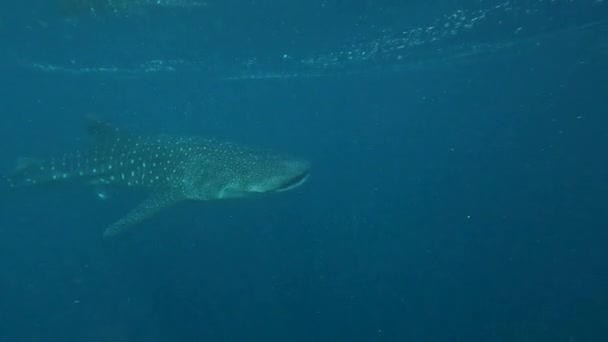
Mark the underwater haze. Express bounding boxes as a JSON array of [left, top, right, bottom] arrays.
[[1, 0, 608, 341]]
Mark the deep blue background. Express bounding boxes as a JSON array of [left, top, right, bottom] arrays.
[[1, 1, 608, 341]]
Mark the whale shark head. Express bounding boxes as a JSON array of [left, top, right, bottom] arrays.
[[204, 155, 310, 199], [250, 159, 311, 193]]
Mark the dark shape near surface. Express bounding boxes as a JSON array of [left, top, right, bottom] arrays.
[[9, 116, 310, 238]]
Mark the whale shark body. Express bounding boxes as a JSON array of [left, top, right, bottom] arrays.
[[9, 117, 310, 238]]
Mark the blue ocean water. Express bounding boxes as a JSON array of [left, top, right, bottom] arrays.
[[1, 0, 607, 341]]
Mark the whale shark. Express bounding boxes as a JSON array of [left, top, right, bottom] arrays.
[[9, 117, 310, 238]]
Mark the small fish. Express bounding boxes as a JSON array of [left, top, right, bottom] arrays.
[[9, 116, 310, 238]]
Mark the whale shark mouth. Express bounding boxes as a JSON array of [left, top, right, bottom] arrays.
[[276, 170, 310, 192]]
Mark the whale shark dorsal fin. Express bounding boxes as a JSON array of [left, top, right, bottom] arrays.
[[103, 190, 185, 238], [84, 114, 124, 142]]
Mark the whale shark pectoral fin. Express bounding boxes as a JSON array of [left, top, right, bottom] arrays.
[[103, 190, 184, 238]]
